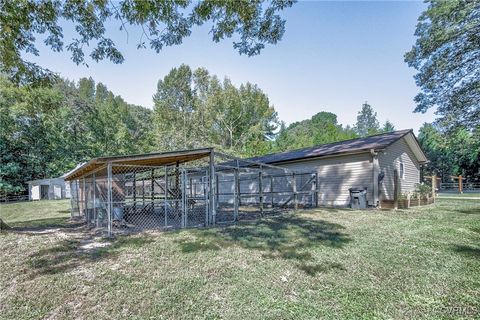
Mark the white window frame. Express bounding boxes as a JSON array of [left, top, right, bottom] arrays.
[[399, 162, 405, 180]]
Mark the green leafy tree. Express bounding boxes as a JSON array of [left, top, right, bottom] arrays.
[[0, 0, 295, 84], [0, 76, 64, 194], [418, 122, 480, 182], [153, 64, 198, 150], [354, 102, 380, 137], [405, 0, 480, 129], [381, 120, 395, 133], [152, 65, 279, 156], [273, 112, 358, 151], [0, 76, 154, 194]]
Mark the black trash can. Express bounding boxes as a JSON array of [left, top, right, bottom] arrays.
[[349, 187, 368, 209]]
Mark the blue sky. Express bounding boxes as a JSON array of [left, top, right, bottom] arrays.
[[29, 0, 435, 133]]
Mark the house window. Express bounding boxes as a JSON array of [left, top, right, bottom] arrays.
[[399, 162, 405, 179]]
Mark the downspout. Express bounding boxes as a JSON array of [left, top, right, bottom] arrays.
[[370, 149, 380, 207]]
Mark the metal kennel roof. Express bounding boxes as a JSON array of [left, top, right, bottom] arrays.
[[64, 148, 214, 181]]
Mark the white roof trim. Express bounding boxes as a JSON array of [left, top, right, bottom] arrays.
[[403, 132, 428, 163]]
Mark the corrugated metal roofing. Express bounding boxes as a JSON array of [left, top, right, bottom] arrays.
[[247, 129, 417, 164], [63, 148, 213, 181]]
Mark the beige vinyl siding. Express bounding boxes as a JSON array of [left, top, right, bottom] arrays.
[[378, 138, 420, 200], [276, 152, 373, 206]]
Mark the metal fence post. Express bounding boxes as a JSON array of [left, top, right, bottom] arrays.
[[107, 162, 113, 237], [82, 177, 87, 223], [204, 170, 208, 226], [236, 160, 241, 207], [209, 151, 216, 225], [164, 166, 168, 227], [93, 172, 97, 227], [75, 180, 80, 218], [181, 169, 186, 228], [234, 168, 239, 221]]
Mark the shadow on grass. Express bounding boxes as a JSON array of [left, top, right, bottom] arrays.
[[175, 214, 351, 276], [27, 234, 154, 278], [9, 217, 84, 233], [457, 207, 480, 215], [452, 244, 480, 258]]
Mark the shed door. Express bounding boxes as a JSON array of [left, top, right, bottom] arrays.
[[54, 185, 62, 199], [40, 185, 49, 199], [31, 186, 40, 200]]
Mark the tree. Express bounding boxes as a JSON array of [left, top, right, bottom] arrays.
[[354, 102, 380, 137], [405, 0, 480, 129], [0, 75, 154, 194], [0, 0, 295, 84], [381, 120, 395, 133], [209, 81, 279, 156], [152, 64, 279, 156], [273, 111, 358, 151], [418, 122, 480, 182], [153, 64, 198, 150]]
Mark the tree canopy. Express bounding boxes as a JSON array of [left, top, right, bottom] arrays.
[[354, 102, 380, 137], [405, 0, 480, 129], [0, 76, 153, 194], [153, 64, 278, 156], [0, 0, 295, 84], [418, 123, 479, 181]]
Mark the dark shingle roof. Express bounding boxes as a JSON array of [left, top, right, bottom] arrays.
[[248, 129, 413, 164]]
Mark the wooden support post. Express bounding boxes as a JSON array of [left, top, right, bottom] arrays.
[[292, 173, 298, 210], [315, 172, 319, 207], [459, 175, 463, 194], [259, 171, 264, 216], [407, 193, 411, 208], [393, 169, 399, 210]]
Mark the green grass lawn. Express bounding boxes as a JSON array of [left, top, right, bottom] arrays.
[[0, 199, 479, 319], [438, 192, 480, 198], [0, 199, 71, 228]]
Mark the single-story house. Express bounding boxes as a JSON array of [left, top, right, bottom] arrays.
[[247, 129, 428, 207]]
